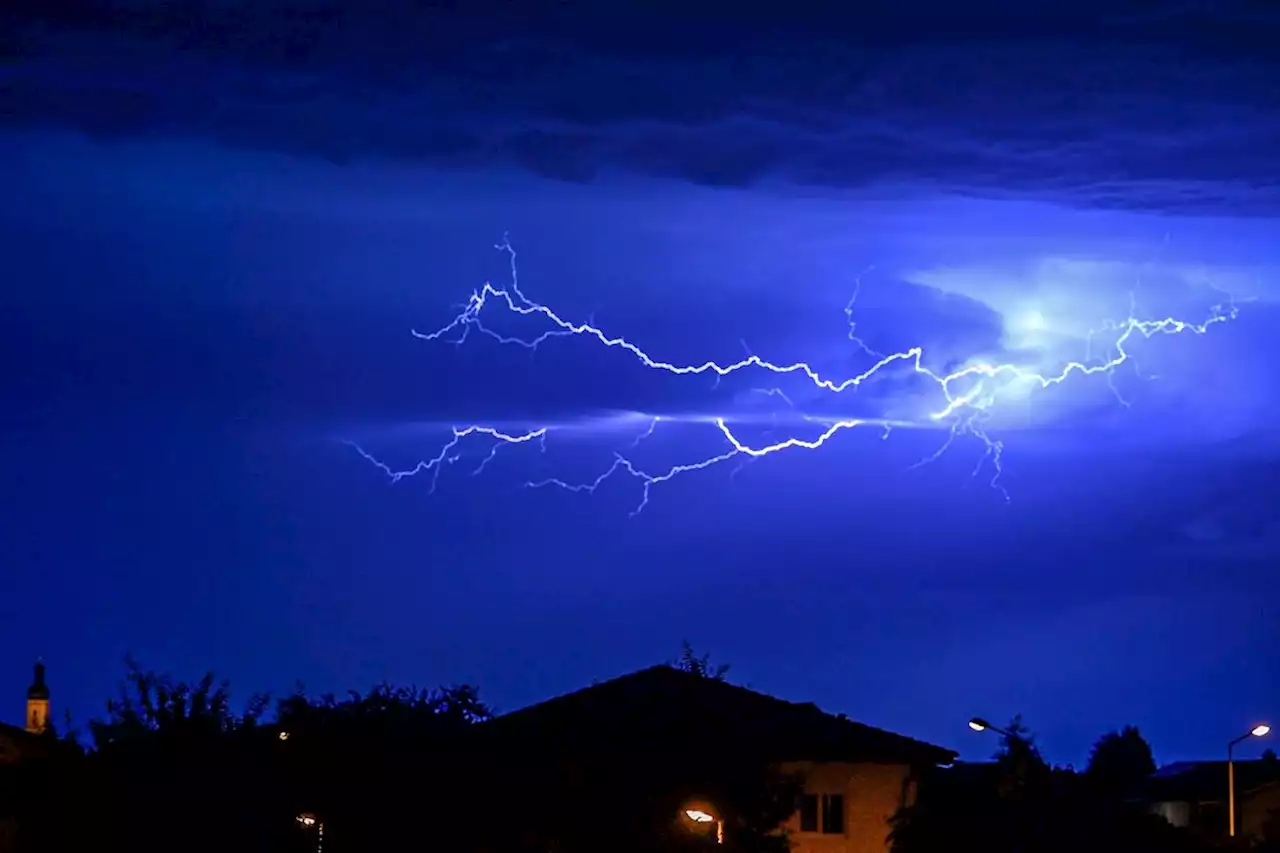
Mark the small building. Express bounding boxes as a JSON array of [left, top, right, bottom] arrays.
[[474, 663, 956, 853], [0, 660, 55, 764], [1146, 757, 1280, 841]]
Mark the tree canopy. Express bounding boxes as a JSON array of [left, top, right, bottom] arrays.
[[21, 649, 802, 853], [1085, 725, 1156, 796], [674, 639, 730, 681], [89, 655, 269, 750], [890, 716, 1213, 853]]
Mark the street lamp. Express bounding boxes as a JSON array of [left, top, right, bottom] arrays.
[[296, 813, 324, 853], [968, 717, 1012, 738], [1228, 724, 1270, 838], [682, 803, 724, 845]]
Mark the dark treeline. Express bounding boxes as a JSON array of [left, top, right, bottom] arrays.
[[8, 656, 497, 853], [6, 647, 797, 853], [893, 717, 1280, 853], [4, 650, 1279, 853]]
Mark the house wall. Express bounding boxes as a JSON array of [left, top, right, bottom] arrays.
[[781, 761, 915, 853], [1242, 784, 1280, 839], [1151, 791, 1279, 841], [1151, 800, 1191, 828]]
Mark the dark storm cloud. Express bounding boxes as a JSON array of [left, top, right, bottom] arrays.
[[3, 0, 1280, 213]]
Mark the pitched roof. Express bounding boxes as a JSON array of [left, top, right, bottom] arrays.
[[1146, 759, 1280, 803], [479, 664, 956, 765]]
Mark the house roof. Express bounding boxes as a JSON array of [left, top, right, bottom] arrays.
[[0, 722, 55, 763], [478, 664, 956, 766], [1146, 759, 1280, 803]]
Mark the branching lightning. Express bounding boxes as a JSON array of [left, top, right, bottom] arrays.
[[346, 425, 547, 493], [348, 239, 1239, 514]]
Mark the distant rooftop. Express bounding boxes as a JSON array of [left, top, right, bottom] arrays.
[[1148, 758, 1280, 802], [480, 664, 956, 766]]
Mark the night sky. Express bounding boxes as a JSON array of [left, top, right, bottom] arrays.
[[2, 0, 1278, 766]]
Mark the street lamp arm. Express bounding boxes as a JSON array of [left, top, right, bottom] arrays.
[[1232, 724, 1271, 748]]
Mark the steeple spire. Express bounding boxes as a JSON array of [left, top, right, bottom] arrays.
[[25, 659, 49, 734]]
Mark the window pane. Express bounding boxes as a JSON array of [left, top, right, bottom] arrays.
[[821, 794, 845, 835], [798, 794, 818, 832]]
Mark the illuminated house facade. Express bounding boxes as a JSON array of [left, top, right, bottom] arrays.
[[476, 664, 956, 853]]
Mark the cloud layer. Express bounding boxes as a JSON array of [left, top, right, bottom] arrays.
[[4, 0, 1280, 214]]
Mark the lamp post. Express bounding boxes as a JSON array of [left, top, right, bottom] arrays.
[[1228, 724, 1270, 838], [296, 813, 324, 853], [683, 806, 724, 845]]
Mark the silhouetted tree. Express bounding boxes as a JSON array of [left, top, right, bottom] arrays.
[[16, 658, 501, 853], [276, 681, 490, 739], [890, 719, 1215, 853], [89, 655, 269, 748], [273, 680, 492, 853], [1085, 725, 1156, 798], [14, 657, 281, 853], [992, 714, 1051, 798], [674, 640, 730, 681], [889, 760, 1011, 853]]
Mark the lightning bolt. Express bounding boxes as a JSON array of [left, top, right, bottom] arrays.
[[345, 425, 547, 494], [350, 239, 1239, 513]]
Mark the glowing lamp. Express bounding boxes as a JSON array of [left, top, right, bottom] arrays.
[[967, 718, 989, 732], [680, 801, 724, 844], [1229, 724, 1272, 837]]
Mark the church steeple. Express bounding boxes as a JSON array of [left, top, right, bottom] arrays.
[[25, 660, 49, 734]]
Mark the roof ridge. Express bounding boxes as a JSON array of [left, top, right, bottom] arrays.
[[485, 663, 955, 763]]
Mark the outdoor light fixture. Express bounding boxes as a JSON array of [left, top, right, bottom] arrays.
[[1228, 723, 1271, 837], [296, 813, 324, 853], [967, 717, 1011, 738], [681, 803, 724, 844]]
